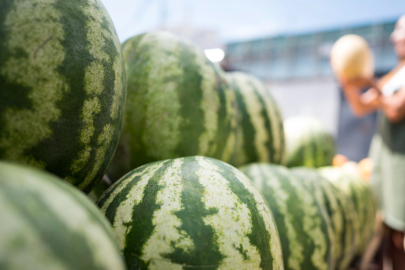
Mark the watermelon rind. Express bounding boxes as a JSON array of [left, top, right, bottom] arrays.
[[0, 0, 126, 192], [108, 32, 237, 181], [319, 167, 377, 256], [227, 72, 285, 167], [240, 163, 334, 270], [291, 167, 359, 270], [0, 161, 126, 270], [99, 156, 284, 270]]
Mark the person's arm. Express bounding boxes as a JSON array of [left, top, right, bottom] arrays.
[[380, 87, 405, 123], [340, 78, 380, 117]]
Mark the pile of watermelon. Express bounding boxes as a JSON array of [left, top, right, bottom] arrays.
[[0, 1, 377, 270], [106, 32, 285, 181]]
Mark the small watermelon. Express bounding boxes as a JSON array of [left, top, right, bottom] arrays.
[[284, 116, 335, 168], [108, 32, 237, 181], [0, 0, 126, 192], [227, 72, 285, 167], [240, 163, 334, 270], [99, 156, 283, 270], [291, 167, 359, 270], [0, 161, 126, 270]]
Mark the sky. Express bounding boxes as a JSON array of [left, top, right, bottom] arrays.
[[102, 0, 405, 44]]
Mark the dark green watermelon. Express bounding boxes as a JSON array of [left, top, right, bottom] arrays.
[[107, 32, 237, 181], [99, 156, 284, 270], [240, 163, 334, 270], [0, 0, 126, 192], [291, 167, 359, 270], [227, 72, 285, 167], [0, 161, 125, 269], [319, 167, 377, 256]]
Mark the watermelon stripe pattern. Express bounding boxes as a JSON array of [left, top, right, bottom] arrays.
[[99, 156, 283, 270], [0, 161, 126, 270], [0, 0, 126, 192], [240, 163, 333, 270], [108, 32, 237, 180], [319, 167, 377, 256], [291, 168, 358, 270], [284, 116, 335, 168], [227, 72, 285, 167]]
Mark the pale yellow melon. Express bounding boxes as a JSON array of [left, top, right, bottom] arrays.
[[330, 34, 374, 80]]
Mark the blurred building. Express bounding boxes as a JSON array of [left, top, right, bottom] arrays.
[[223, 19, 398, 161], [224, 20, 396, 80]]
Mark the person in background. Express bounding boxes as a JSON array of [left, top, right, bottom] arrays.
[[341, 15, 405, 269]]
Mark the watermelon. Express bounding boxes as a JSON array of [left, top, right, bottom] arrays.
[[107, 32, 237, 181], [284, 116, 335, 168], [0, 0, 126, 192], [240, 163, 334, 270], [291, 168, 359, 270], [227, 72, 285, 167], [0, 161, 126, 270], [98, 156, 284, 270], [319, 167, 377, 256]]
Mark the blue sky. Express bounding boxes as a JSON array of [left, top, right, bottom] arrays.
[[102, 0, 405, 43]]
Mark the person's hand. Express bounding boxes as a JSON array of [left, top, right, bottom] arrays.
[[360, 87, 381, 107], [340, 77, 376, 90], [339, 77, 380, 117], [380, 87, 405, 123]]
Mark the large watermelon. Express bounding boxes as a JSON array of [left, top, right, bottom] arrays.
[[319, 167, 377, 256], [284, 116, 335, 168], [0, 161, 126, 270], [240, 163, 334, 270], [98, 156, 283, 270], [291, 168, 359, 270], [227, 72, 285, 167], [0, 0, 126, 192], [107, 32, 237, 181]]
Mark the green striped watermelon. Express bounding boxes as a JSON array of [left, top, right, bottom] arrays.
[[227, 72, 285, 167], [319, 167, 377, 256], [240, 163, 334, 270], [284, 116, 335, 168], [107, 32, 237, 181], [291, 168, 359, 270], [0, 0, 126, 192], [0, 161, 126, 270], [98, 156, 283, 270]]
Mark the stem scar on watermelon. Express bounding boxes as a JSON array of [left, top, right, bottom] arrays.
[[34, 35, 54, 59]]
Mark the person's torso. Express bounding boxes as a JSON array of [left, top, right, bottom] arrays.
[[377, 62, 405, 153]]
